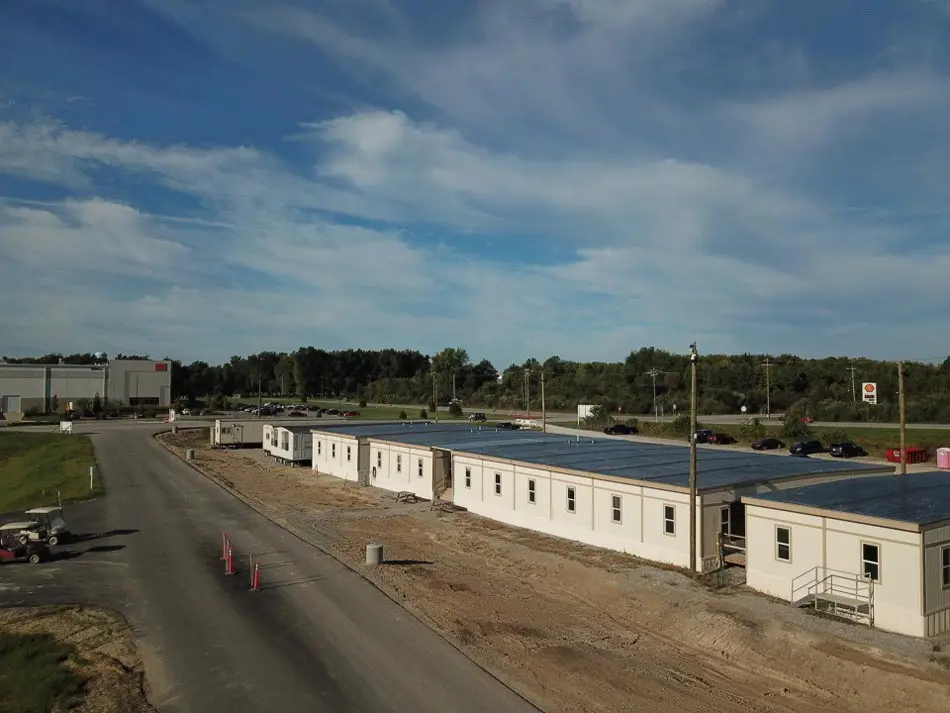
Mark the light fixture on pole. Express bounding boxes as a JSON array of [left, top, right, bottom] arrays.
[[688, 342, 699, 574]]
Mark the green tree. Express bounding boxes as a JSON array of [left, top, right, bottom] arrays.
[[781, 414, 811, 439], [92, 393, 102, 414], [738, 418, 766, 441], [448, 402, 463, 418], [50, 394, 59, 413]]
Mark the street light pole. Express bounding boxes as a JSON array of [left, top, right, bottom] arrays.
[[688, 343, 699, 574], [647, 368, 661, 422], [898, 362, 906, 477], [541, 371, 547, 433]]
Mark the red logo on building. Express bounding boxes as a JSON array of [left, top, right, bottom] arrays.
[[155, 362, 168, 372]]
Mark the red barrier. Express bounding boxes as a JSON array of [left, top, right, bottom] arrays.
[[250, 559, 261, 592], [225, 543, 235, 576], [221, 533, 229, 561]]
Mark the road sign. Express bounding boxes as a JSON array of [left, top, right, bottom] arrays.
[[740, 405, 747, 413], [862, 382, 878, 405]]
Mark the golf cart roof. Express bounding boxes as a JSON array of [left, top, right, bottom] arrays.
[[0, 521, 38, 530], [25, 507, 62, 514]]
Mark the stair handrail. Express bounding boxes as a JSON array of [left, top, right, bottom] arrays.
[[791, 565, 872, 602]]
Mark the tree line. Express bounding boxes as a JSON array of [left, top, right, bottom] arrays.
[[5, 348, 950, 423]]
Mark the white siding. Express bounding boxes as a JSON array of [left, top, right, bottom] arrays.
[[212, 420, 266, 446], [368, 440, 434, 499], [312, 434, 358, 480], [452, 454, 703, 570], [745, 504, 925, 637], [262, 425, 275, 455]]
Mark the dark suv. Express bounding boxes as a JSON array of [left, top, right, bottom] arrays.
[[829, 441, 866, 458], [469, 412, 487, 422], [790, 440, 823, 456], [604, 424, 637, 435]]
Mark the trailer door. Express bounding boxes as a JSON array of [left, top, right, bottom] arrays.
[[233, 424, 243, 444]]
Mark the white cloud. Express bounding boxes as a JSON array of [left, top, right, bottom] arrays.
[[4, 1, 950, 363]]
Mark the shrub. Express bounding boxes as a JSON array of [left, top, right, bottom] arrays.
[[826, 429, 850, 444], [50, 394, 60, 413], [358, 399, 367, 408], [624, 417, 639, 429], [670, 414, 693, 438], [427, 401, 437, 414], [738, 417, 766, 441], [448, 402, 464, 418], [209, 393, 228, 411], [24, 406, 42, 417], [419, 409, 428, 419], [781, 414, 811, 439], [399, 410, 408, 420]]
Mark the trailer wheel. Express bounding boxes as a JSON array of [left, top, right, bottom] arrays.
[[28, 553, 41, 564]]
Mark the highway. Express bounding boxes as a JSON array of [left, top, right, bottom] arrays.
[[0, 421, 539, 713]]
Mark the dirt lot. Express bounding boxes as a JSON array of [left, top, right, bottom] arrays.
[[0, 606, 155, 713], [161, 430, 950, 713]]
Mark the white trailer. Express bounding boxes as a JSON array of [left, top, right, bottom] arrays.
[[273, 425, 315, 465], [212, 419, 267, 448]]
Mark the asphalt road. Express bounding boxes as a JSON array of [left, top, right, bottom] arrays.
[[0, 422, 539, 713]]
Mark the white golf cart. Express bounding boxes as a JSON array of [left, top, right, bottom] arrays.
[[23, 507, 72, 546], [0, 521, 43, 546]]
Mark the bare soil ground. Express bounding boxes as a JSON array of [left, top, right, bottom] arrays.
[[0, 606, 156, 713], [160, 430, 950, 713]]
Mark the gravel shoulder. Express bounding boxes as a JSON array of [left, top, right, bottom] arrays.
[[159, 430, 950, 713], [0, 606, 156, 713]]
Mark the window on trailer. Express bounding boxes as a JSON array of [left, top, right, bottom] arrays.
[[347, 446, 351, 462], [663, 505, 675, 535], [775, 526, 791, 562], [566, 486, 576, 513], [943, 546, 950, 588], [332, 443, 336, 458], [464, 467, 471, 488], [494, 473, 502, 496], [611, 495, 622, 523], [377, 451, 382, 468], [417, 458, 423, 478], [720, 506, 730, 535], [527, 479, 536, 504], [317, 441, 321, 454], [862, 543, 880, 582], [397, 455, 402, 473]]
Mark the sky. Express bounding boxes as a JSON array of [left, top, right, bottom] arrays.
[[2, 0, 950, 367]]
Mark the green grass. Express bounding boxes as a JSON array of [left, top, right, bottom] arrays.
[[0, 432, 101, 512], [0, 632, 86, 713]]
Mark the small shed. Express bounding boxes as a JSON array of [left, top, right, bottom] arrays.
[[743, 471, 950, 637], [262, 424, 276, 455], [211, 419, 266, 448]]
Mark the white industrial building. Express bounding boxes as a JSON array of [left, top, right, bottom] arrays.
[[0, 358, 172, 414], [743, 471, 950, 638], [312, 424, 892, 573]]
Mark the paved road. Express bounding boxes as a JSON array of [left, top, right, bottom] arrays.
[[0, 423, 539, 713]]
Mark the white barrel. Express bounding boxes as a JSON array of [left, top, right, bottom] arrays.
[[185, 448, 195, 461], [365, 542, 384, 566]]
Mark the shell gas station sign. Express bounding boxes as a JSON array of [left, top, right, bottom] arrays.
[[861, 382, 878, 405]]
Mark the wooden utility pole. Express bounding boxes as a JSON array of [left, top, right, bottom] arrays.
[[898, 362, 907, 477], [762, 357, 773, 419], [848, 361, 858, 403], [432, 371, 439, 423], [689, 343, 699, 574], [524, 369, 531, 416], [541, 371, 547, 433]]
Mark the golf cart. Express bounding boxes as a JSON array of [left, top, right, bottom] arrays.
[[24, 507, 72, 546], [0, 524, 51, 563]]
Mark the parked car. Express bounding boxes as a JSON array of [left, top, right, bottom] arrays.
[[708, 432, 736, 445], [469, 412, 487, 422], [829, 441, 867, 458], [341, 410, 361, 417], [751, 437, 785, 451], [790, 440, 824, 456], [495, 421, 520, 430], [604, 424, 637, 435], [693, 429, 714, 444], [800, 416, 815, 423]]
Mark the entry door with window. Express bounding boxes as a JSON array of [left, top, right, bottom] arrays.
[[233, 425, 243, 444]]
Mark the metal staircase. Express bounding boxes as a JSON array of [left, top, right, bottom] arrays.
[[790, 566, 874, 626]]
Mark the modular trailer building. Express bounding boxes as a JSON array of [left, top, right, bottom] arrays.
[[0, 359, 172, 413], [272, 424, 319, 465], [743, 470, 950, 638], [313, 423, 893, 572]]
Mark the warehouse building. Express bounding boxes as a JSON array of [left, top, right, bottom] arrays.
[[0, 359, 172, 414], [312, 423, 893, 572], [743, 471, 950, 637]]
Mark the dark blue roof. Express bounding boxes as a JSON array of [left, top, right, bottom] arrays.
[[744, 471, 950, 525], [329, 425, 890, 491], [310, 422, 468, 438]]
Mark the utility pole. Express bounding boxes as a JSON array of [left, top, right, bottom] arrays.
[[541, 371, 547, 433], [647, 368, 662, 422], [898, 361, 907, 477], [524, 369, 531, 416], [432, 370, 439, 423], [452, 371, 457, 402], [848, 361, 858, 404], [257, 369, 262, 419], [688, 343, 699, 575], [762, 357, 773, 419]]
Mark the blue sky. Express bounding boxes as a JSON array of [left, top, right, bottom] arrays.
[[2, 0, 950, 366]]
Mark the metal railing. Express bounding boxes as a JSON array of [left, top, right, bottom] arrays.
[[791, 566, 874, 625], [720, 533, 746, 554]]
